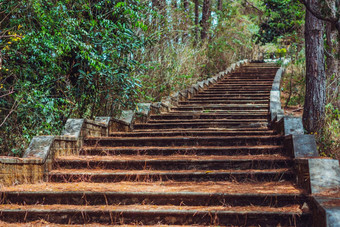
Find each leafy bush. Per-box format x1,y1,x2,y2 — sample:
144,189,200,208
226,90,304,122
1,0,150,155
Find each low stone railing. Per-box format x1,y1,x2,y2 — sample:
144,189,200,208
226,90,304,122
268,59,340,227
0,59,249,187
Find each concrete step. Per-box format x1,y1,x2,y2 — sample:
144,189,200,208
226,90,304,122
109,130,275,137
146,118,268,124
193,94,269,98
1,181,305,207
178,100,268,105
133,122,268,130
84,135,282,147
48,168,294,182
55,154,292,170
150,112,269,120
171,105,268,111
80,145,284,156
0,204,310,225
188,97,269,101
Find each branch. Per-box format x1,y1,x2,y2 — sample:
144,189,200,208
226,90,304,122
244,0,264,14
0,99,21,128
298,0,337,22
0,88,15,98
299,0,340,33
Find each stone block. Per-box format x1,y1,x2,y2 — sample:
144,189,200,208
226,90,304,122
61,119,85,138
136,103,151,117
275,116,304,136
95,117,111,127
150,102,161,114
135,103,152,124
312,197,340,227
197,81,205,89
285,134,318,158
309,159,340,194
114,110,135,126
23,136,55,163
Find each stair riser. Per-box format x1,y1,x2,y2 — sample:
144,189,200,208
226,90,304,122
0,211,310,226
133,123,268,130
109,132,275,137
49,172,294,183
146,120,268,124
55,160,292,170
80,147,284,156
193,95,269,98
189,97,269,101
178,101,268,105
171,107,269,112
150,115,269,120
1,193,306,207
203,86,272,89
200,90,271,93
84,138,281,147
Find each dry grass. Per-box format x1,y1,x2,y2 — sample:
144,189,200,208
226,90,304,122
0,204,303,214
56,154,290,162
2,181,303,195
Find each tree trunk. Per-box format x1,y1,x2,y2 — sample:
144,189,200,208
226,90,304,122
218,0,223,11
172,0,177,8
182,0,189,42
183,0,189,10
194,0,199,43
303,0,326,133
326,22,339,105
152,0,159,8
324,0,339,106
201,0,211,40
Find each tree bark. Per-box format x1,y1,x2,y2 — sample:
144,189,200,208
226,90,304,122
201,0,211,40
152,0,159,8
303,0,326,133
182,0,189,42
218,0,223,11
172,0,177,8
326,22,339,105
183,0,189,10
194,0,199,43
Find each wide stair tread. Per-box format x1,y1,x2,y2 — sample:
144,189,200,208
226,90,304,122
81,145,284,156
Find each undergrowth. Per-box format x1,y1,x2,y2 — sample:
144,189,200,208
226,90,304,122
0,0,258,156
280,48,340,159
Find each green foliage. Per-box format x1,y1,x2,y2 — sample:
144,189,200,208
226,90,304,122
255,0,304,44
318,103,340,159
0,0,263,156
1,0,150,155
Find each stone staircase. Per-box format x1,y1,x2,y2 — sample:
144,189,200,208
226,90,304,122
0,62,312,226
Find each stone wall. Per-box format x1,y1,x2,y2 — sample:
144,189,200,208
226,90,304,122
269,59,340,227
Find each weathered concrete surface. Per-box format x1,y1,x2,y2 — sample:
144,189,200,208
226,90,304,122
276,116,304,136
136,103,151,117
135,103,152,123
309,159,340,194
23,136,55,162
285,134,318,158
61,119,85,138
313,197,340,227
95,117,111,127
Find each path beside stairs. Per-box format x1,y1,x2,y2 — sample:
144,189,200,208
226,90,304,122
0,62,311,226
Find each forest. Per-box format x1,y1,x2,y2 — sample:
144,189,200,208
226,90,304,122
0,0,339,158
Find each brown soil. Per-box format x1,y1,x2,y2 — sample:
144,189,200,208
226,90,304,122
283,106,303,117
